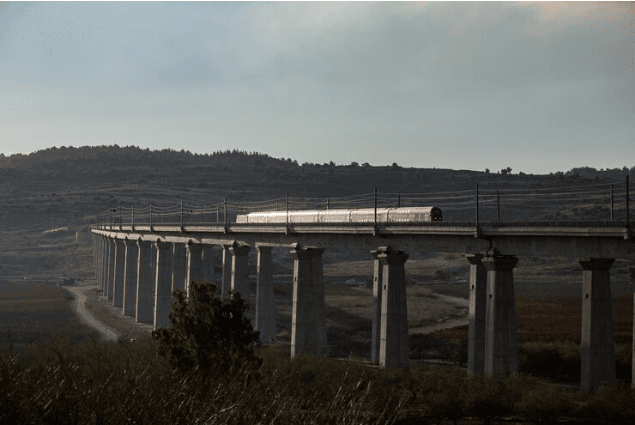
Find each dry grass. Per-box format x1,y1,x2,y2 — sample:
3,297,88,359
0,281,99,353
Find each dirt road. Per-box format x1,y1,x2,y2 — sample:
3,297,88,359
412,294,469,336
62,283,119,342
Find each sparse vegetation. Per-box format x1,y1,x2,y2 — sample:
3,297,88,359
1,145,635,422
151,281,262,375
3,333,635,424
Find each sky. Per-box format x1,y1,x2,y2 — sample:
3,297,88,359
0,1,633,174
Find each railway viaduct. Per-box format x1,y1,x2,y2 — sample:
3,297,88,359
89,219,635,395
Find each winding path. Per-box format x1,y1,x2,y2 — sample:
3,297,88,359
411,294,469,336
62,284,119,342
61,281,468,344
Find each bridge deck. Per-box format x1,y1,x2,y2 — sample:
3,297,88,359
91,221,634,260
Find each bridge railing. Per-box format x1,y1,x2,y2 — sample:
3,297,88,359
85,178,632,228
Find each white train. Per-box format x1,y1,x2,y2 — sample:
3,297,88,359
236,207,442,224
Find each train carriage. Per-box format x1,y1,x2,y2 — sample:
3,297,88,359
236,206,442,224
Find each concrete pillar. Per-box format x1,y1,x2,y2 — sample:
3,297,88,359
631,267,635,389
256,246,277,344
122,239,139,317
94,235,101,288
154,241,173,330
100,236,109,294
377,246,410,371
112,239,125,307
221,245,232,296
107,239,115,299
202,245,215,281
482,255,519,380
172,243,187,294
185,243,204,298
230,242,251,304
579,257,616,395
467,254,488,375
312,250,327,354
98,236,105,289
290,244,327,357
370,249,384,365
135,240,154,323
91,235,98,283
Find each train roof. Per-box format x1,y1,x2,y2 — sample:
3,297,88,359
239,207,440,216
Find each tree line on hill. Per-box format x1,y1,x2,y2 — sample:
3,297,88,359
0,145,633,182
0,146,293,172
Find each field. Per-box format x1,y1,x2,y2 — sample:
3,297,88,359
3,244,635,424
0,280,99,353
428,278,634,341
33,237,632,390
0,152,634,422
3,231,633,373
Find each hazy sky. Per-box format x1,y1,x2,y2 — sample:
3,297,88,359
1,1,633,173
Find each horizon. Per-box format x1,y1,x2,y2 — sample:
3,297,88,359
1,2,634,174
0,143,634,176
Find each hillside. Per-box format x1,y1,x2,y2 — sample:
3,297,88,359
1,145,633,231
0,144,634,358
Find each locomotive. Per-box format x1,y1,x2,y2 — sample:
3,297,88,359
236,206,442,224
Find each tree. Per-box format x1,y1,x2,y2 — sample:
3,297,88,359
392,162,400,170
151,281,262,376
485,168,490,174
350,161,359,167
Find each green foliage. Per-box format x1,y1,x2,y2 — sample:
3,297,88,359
151,281,262,375
418,368,467,423
518,341,582,382
582,381,635,423
5,336,635,424
460,372,513,422
514,383,575,423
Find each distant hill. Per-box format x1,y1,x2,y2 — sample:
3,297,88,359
0,145,632,230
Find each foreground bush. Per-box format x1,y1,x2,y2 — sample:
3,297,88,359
0,338,409,424
514,382,576,423
581,381,635,423
151,281,262,375
3,337,635,424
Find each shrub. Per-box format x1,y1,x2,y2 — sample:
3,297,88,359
151,280,262,376
519,343,580,382
460,373,512,423
514,383,575,423
452,339,468,366
501,372,541,408
437,340,466,364
433,269,448,281
417,368,466,424
582,381,635,423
